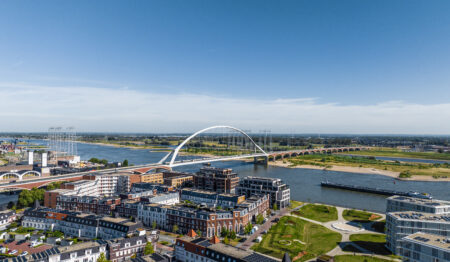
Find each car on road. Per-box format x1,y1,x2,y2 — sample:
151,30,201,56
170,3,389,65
9,250,17,255
262,230,268,234
19,251,28,256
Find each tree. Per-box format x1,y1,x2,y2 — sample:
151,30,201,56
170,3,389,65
152,221,157,229
223,236,229,245
196,230,202,237
273,203,278,211
220,226,228,237
229,231,236,240
244,223,253,235
97,253,111,262
256,214,264,225
144,241,154,255
122,159,129,167
172,224,179,233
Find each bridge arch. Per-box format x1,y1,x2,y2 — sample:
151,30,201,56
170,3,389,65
21,171,41,179
0,173,21,180
167,125,267,167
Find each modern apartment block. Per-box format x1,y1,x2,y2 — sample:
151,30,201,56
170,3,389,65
193,167,240,194
386,211,450,254
236,176,290,208
387,196,450,214
140,173,164,184
400,232,450,262
180,188,245,208
22,208,143,240
163,174,193,187
175,234,278,262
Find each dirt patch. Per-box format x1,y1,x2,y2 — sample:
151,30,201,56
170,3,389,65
369,214,381,221
293,251,308,261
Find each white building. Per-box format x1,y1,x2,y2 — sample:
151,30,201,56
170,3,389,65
0,210,16,230
137,203,169,230
236,176,290,208
386,211,450,255
387,196,450,214
401,232,450,262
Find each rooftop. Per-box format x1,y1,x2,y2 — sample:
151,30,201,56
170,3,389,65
58,241,102,253
389,211,450,223
389,195,450,207
403,232,450,250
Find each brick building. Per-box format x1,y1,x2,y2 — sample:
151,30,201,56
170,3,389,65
193,167,239,194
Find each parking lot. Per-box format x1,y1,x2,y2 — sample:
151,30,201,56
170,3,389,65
1,240,52,256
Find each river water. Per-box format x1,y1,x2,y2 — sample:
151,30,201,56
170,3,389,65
2,140,450,213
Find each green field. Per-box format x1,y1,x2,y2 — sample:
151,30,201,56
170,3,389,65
288,154,450,178
340,148,450,161
292,204,338,222
334,255,395,262
343,209,382,222
289,200,303,210
349,234,392,256
251,216,341,261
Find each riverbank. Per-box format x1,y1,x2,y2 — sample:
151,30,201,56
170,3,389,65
77,141,172,151
269,160,450,181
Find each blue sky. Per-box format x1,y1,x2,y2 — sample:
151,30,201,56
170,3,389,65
1,1,450,133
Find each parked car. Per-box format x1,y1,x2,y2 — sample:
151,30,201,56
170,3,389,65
19,251,28,256
9,250,17,255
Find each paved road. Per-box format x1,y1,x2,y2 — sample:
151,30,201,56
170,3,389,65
238,204,306,250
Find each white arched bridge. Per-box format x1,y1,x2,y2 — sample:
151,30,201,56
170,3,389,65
0,125,369,189
158,125,369,168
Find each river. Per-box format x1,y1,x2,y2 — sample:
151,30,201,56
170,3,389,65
2,140,450,213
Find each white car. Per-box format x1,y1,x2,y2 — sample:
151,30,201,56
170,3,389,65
20,251,28,256
9,250,18,255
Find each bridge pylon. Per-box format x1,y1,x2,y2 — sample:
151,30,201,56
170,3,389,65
253,156,268,166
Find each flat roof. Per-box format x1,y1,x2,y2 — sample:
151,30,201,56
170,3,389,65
403,232,450,250
389,211,450,223
58,241,101,253
388,195,450,207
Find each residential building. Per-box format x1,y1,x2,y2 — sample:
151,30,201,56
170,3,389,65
387,196,450,214
0,241,108,262
22,208,143,240
137,203,170,230
180,188,245,208
193,167,239,194
237,194,270,222
166,205,249,237
164,174,193,187
0,210,16,230
106,235,147,262
386,211,450,254
56,195,120,215
131,254,170,262
400,232,450,262
131,183,174,193
236,176,290,208
175,234,278,262
140,173,164,184
117,192,179,218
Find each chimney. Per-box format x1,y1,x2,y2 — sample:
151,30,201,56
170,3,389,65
28,151,34,165
42,152,48,167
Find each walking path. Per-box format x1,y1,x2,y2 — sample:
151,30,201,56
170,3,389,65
251,203,400,262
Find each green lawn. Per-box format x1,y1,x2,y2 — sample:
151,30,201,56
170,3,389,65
289,200,303,210
251,216,341,261
292,204,338,222
334,255,394,262
350,234,392,256
343,209,381,222
339,147,450,161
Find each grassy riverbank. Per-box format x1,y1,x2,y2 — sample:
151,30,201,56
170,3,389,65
287,154,450,179
339,147,450,161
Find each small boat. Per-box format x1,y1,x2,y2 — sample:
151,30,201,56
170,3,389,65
407,191,433,199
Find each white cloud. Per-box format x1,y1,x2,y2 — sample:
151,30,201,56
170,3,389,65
0,83,449,134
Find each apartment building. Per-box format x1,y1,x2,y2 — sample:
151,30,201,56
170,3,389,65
131,183,174,193
117,192,180,218
56,195,120,215
387,196,450,214
237,194,270,222
106,235,147,262
401,232,450,262
166,205,249,237
164,174,193,187
0,241,108,262
175,235,278,262
137,203,170,230
386,211,450,254
236,176,290,208
140,173,164,184
0,210,16,230
180,188,245,208
193,167,239,194
22,208,142,240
